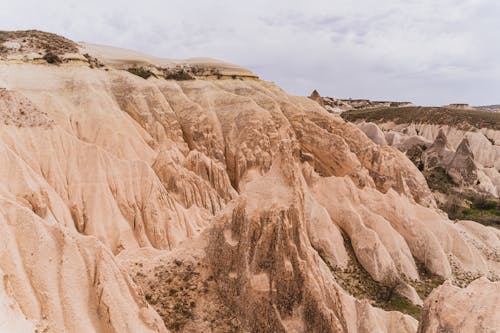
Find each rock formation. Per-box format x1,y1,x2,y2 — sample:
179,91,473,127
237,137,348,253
308,89,324,107
340,105,500,227
418,278,500,333
308,90,413,113
0,30,499,332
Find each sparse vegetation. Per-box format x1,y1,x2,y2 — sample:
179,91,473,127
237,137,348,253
459,195,500,227
419,165,500,227
134,261,197,331
423,167,456,192
439,191,500,227
209,68,222,79
318,234,434,319
164,69,195,80
342,106,500,130
462,207,500,217
0,30,78,56
127,67,157,79
83,53,105,69
384,294,422,319
342,105,499,227
413,262,445,299
131,258,246,332
472,195,498,210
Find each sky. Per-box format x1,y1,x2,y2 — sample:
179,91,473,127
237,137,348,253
1,0,499,106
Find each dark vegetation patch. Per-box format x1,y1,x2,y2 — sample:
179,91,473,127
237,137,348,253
125,65,236,81
341,106,500,130
318,233,444,319
160,66,225,80
127,67,157,79
42,52,62,64
164,68,195,80
417,161,500,228
413,262,445,300
443,192,500,228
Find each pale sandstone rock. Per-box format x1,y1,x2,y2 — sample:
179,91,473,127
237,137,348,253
0,268,35,333
0,39,498,333
357,121,388,146
418,278,500,333
0,197,168,333
358,122,500,196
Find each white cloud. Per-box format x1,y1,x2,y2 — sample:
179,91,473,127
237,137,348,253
1,0,499,105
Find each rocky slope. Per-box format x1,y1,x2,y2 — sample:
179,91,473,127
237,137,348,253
1,30,499,333
308,90,413,113
341,107,500,228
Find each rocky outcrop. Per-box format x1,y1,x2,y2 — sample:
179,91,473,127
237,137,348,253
308,90,413,113
0,31,499,332
353,121,499,198
208,158,418,333
447,138,478,186
0,196,167,333
356,122,388,146
422,129,453,169
308,89,324,107
352,121,499,227
418,278,500,333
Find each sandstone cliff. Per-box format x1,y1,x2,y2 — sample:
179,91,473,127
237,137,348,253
1,30,499,333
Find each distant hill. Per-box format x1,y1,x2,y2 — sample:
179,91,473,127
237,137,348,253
342,106,500,131
476,105,500,112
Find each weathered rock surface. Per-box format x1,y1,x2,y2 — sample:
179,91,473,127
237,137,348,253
0,32,499,332
353,121,500,197
354,121,500,230
418,278,500,333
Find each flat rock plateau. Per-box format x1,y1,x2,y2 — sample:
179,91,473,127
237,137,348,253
0,30,499,333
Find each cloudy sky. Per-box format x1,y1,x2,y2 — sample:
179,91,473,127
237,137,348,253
1,0,499,105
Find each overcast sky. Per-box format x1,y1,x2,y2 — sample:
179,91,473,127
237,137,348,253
1,0,499,105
